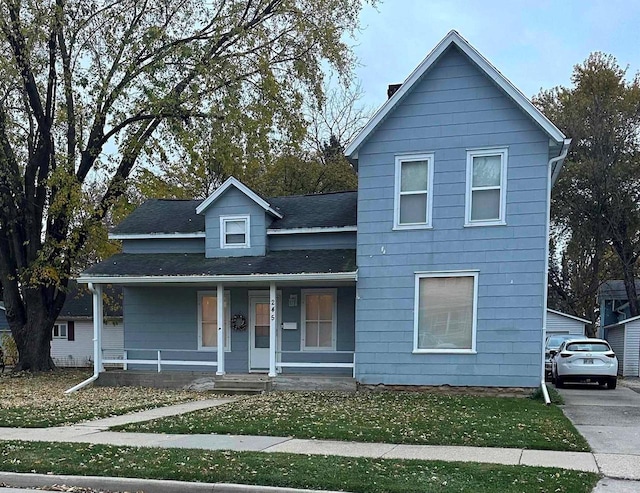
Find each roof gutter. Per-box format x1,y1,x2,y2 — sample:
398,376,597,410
76,271,358,284
550,138,572,186
65,282,101,394
540,139,571,406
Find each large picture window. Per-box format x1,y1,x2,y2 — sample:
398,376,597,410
414,272,478,353
198,291,231,351
465,148,507,226
301,289,337,350
394,153,434,229
220,215,250,248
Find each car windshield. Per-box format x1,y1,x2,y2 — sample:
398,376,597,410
565,342,611,352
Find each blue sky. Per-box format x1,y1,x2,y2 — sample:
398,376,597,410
352,0,640,110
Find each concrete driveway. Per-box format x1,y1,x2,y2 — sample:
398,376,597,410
558,380,640,487
558,381,640,455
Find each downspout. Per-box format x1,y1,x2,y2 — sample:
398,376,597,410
541,138,572,405
65,282,100,394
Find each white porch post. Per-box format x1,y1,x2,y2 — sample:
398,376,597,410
216,283,225,375
269,282,277,377
92,283,104,374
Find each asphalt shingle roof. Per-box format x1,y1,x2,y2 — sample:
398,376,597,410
60,281,123,318
83,250,356,278
111,190,357,235
598,280,640,300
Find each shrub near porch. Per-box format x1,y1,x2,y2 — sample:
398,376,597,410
116,391,589,451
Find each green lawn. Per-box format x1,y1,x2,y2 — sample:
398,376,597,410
0,370,207,427
115,391,589,451
0,440,599,493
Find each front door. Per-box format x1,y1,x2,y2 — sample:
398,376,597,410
249,297,272,371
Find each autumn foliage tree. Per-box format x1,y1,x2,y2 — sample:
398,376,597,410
0,0,370,371
535,53,640,325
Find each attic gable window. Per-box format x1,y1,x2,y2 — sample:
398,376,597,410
220,215,250,248
465,148,508,226
394,153,435,229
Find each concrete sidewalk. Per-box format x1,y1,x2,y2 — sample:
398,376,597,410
0,398,639,491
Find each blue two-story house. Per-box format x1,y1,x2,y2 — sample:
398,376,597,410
78,31,570,390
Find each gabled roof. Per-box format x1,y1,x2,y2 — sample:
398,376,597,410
195,176,282,218
110,191,357,237
345,30,566,159
547,308,590,325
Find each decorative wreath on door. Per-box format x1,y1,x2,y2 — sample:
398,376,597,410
231,314,247,331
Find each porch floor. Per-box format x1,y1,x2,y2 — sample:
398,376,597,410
96,370,356,392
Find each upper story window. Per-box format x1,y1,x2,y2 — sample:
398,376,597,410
220,215,250,248
465,148,508,226
394,153,435,229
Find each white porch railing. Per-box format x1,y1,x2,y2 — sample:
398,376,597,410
102,349,355,376
102,349,218,373
277,350,355,378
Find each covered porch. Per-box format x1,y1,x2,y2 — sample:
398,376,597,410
77,250,357,381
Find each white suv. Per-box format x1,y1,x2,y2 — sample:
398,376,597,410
551,339,618,389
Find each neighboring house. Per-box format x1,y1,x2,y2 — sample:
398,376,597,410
545,309,588,338
52,282,124,367
599,280,640,377
78,31,570,389
0,283,124,367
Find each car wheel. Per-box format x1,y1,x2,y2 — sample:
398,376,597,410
608,377,617,390
555,376,564,388
550,371,556,384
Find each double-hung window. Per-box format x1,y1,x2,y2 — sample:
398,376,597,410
465,148,507,226
414,272,478,353
301,289,337,351
220,215,250,248
198,291,231,351
394,153,434,229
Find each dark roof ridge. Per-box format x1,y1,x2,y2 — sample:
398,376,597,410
267,189,357,200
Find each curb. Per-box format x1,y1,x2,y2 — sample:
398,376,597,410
0,472,346,493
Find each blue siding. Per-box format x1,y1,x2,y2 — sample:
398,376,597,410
355,45,548,388
203,187,267,257
269,232,356,251
123,238,205,254
123,285,354,373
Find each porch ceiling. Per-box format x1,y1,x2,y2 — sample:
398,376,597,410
78,249,356,284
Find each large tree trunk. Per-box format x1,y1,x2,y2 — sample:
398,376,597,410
4,287,63,372
621,264,639,317
11,318,55,372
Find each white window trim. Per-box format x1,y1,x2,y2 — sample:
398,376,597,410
220,215,250,249
393,153,435,230
300,288,338,351
53,322,68,339
197,290,231,352
465,148,508,227
413,271,478,354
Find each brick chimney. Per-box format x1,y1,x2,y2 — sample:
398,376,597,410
387,83,402,99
